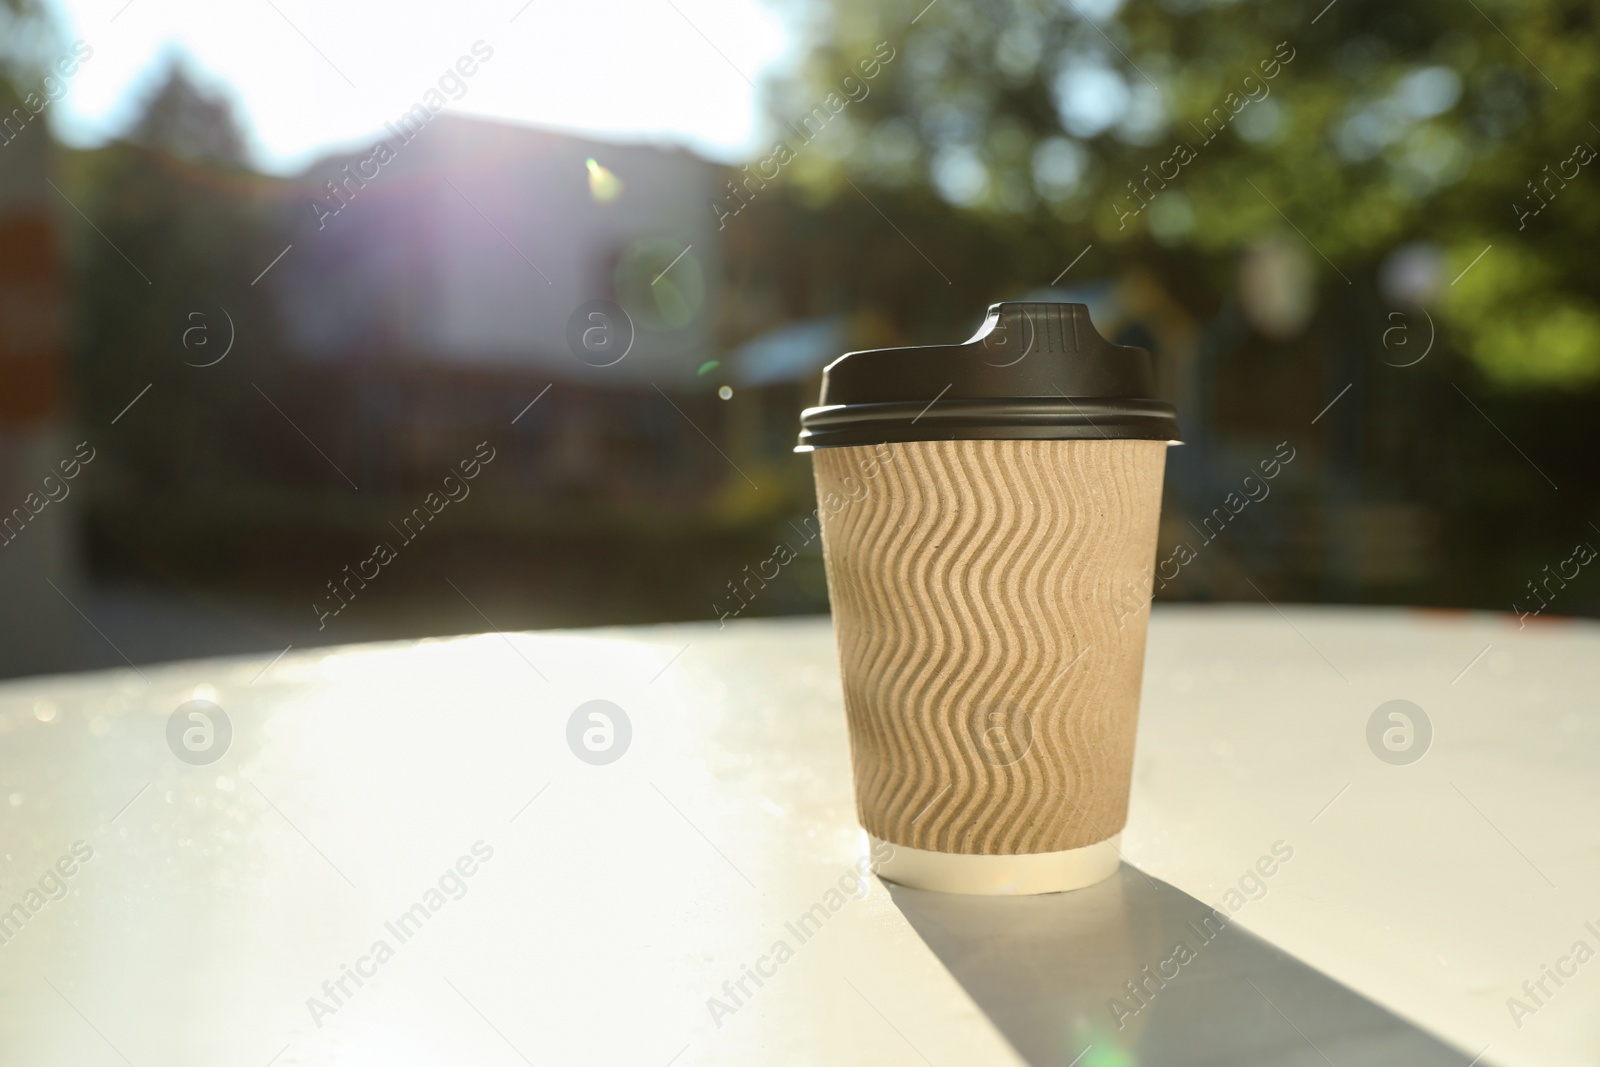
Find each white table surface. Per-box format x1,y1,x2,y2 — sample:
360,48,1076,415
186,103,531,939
0,605,1594,1066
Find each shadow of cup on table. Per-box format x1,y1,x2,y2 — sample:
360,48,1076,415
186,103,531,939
886,865,1472,1067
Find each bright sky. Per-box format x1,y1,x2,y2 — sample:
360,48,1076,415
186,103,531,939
44,0,796,174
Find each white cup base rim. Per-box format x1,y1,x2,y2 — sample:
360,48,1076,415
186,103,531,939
870,833,1122,896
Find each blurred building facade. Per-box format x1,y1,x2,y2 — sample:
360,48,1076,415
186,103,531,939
0,80,86,676
273,116,739,511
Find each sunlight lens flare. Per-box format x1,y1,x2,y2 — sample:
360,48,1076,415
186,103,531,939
586,157,623,202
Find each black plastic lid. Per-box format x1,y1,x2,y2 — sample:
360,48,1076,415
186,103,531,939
796,301,1180,450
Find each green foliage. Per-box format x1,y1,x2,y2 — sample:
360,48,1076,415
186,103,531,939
1444,239,1600,385
64,65,291,499
776,0,1600,387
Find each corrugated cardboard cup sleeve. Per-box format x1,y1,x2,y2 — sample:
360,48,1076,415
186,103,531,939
812,438,1166,855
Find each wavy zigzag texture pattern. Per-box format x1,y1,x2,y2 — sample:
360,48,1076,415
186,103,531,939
813,439,1166,855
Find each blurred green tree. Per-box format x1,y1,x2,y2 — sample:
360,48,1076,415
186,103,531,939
129,64,249,168
771,0,1600,387
65,61,293,525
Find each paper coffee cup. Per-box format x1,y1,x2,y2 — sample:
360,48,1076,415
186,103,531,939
797,302,1180,895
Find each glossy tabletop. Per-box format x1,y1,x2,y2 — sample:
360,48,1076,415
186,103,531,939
0,606,1595,1066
